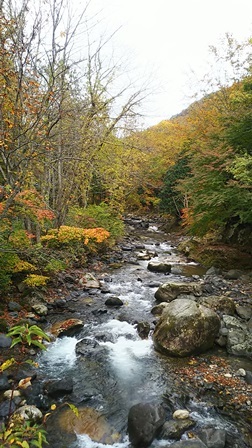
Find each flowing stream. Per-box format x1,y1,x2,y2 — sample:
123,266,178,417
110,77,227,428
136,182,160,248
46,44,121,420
38,224,251,448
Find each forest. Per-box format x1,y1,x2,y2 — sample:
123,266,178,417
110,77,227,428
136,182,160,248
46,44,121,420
1,0,252,294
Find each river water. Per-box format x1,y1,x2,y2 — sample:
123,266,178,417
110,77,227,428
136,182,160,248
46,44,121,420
38,224,251,448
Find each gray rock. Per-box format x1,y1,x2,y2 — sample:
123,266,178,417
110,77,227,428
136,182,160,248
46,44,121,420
147,261,172,273
8,301,21,311
151,302,169,316
199,295,236,316
169,441,207,448
153,299,220,357
177,294,197,301
0,373,10,391
227,329,252,357
155,282,202,303
45,378,73,397
197,428,226,448
32,303,48,316
205,267,222,275
222,315,247,331
0,334,12,348
0,400,16,418
105,296,123,307
14,404,43,422
235,305,252,320
128,402,166,447
245,370,252,384
224,269,242,279
159,418,196,440
136,321,151,339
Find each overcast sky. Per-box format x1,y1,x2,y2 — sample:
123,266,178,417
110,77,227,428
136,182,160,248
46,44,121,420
85,0,252,128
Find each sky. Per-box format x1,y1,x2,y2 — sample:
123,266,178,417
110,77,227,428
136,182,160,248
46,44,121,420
81,0,252,128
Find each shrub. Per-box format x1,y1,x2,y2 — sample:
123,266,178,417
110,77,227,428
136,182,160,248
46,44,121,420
41,225,110,252
23,274,49,288
66,203,125,241
45,259,68,273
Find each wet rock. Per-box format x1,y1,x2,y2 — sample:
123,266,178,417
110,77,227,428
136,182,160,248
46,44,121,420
196,428,226,448
50,318,83,337
0,400,16,418
0,373,10,391
136,321,151,339
147,261,172,273
121,245,133,251
137,251,153,260
75,338,99,356
128,402,166,447
0,334,12,348
169,441,207,448
57,406,119,443
22,383,50,410
154,282,202,303
45,377,74,397
159,418,196,440
153,299,220,357
105,296,123,307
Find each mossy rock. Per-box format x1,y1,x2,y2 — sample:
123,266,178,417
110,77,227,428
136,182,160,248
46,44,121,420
177,238,252,269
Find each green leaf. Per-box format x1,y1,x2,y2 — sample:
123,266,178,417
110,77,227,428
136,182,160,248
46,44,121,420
67,403,79,417
10,336,22,348
30,340,47,350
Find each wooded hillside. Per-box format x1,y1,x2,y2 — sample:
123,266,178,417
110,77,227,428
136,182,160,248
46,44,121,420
1,1,252,293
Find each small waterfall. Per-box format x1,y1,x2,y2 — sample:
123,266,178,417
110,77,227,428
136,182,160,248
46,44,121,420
38,336,78,377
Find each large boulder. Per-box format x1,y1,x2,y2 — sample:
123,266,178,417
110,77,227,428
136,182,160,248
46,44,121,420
154,282,202,303
147,261,171,273
128,402,166,447
153,299,220,357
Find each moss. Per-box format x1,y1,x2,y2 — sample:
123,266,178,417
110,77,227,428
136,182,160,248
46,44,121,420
177,237,252,269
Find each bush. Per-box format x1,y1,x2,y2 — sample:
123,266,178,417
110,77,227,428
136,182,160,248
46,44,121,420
66,203,125,241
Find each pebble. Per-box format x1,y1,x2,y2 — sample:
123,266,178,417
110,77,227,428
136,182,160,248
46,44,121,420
173,409,190,420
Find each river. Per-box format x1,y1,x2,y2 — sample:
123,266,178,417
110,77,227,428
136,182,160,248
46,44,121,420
37,221,252,448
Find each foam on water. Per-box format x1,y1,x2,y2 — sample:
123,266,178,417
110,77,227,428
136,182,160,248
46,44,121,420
38,336,78,376
99,319,152,379
99,319,137,338
77,434,129,448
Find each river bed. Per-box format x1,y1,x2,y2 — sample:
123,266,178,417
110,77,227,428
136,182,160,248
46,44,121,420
38,223,252,448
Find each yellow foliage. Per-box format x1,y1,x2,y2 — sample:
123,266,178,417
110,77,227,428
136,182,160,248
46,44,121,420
23,274,49,287
13,260,36,273
41,226,110,247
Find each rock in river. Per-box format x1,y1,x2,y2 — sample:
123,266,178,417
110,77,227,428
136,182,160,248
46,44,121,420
154,281,202,302
128,402,166,447
153,299,220,357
